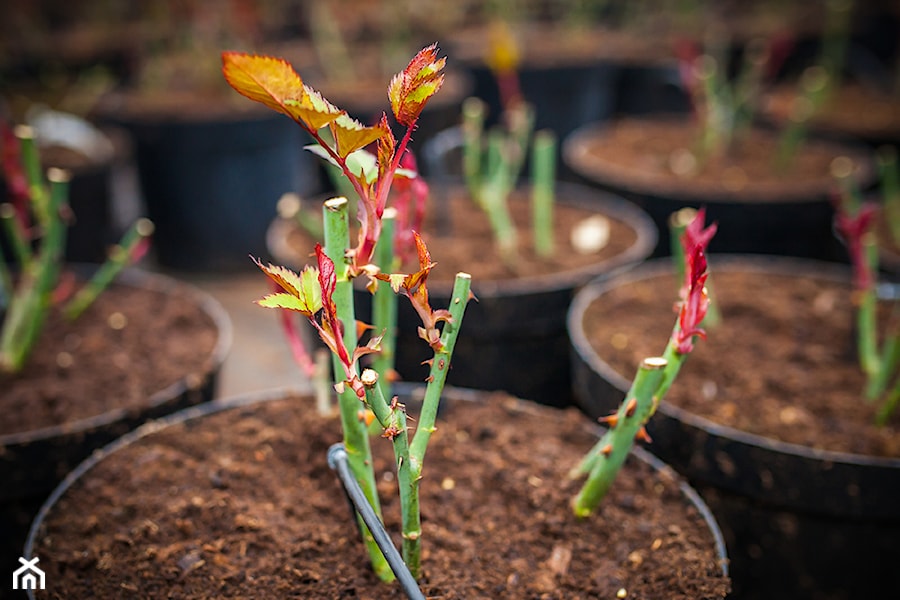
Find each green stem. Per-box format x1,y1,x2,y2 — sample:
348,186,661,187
0,170,68,374
868,300,899,400
462,97,485,201
372,208,398,391
858,255,880,393
481,130,519,265
360,369,418,577
531,129,556,258
571,356,668,517
0,203,33,269
322,197,392,582
406,273,472,575
62,218,154,321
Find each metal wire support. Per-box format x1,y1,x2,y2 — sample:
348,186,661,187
327,443,426,600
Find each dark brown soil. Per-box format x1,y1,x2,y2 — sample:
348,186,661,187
32,392,730,599
764,82,900,141
580,265,900,458
565,117,873,201
284,186,640,285
0,272,222,436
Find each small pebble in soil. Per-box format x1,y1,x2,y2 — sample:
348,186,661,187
107,311,128,330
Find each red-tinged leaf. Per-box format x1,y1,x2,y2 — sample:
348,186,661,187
330,112,390,159
254,259,322,316
376,113,396,183
292,84,344,130
835,201,878,290
673,208,717,354
314,244,351,366
256,292,319,316
254,257,304,296
221,52,343,131
388,44,446,127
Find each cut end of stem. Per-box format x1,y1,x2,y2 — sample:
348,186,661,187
383,206,398,220
324,196,349,211
13,124,34,140
642,356,668,370
456,272,472,280
361,368,379,387
669,207,699,229
135,218,155,237
47,167,71,183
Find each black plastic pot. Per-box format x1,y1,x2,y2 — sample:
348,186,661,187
96,102,320,272
567,256,900,600
563,118,876,261
0,266,232,580
267,181,657,407
23,384,728,599
0,128,130,264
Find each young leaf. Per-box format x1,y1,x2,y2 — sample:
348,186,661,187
673,208,717,354
330,113,391,159
222,52,343,131
388,44,446,127
254,259,322,316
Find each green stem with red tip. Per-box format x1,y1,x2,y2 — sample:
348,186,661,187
322,197,392,582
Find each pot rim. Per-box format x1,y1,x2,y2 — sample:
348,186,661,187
24,382,729,590
0,265,233,446
266,179,659,299
568,253,900,469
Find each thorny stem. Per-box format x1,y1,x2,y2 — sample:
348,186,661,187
405,272,472,578
359,369,417,574
371,208,399,391
571,357,668,517
322,198,392,582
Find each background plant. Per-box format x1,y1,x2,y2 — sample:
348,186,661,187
570,209,717,515
0,122,153,374
223,45,474,583
458,24,557,268
832,154,899,424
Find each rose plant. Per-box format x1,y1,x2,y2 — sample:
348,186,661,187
222,45,720,591
0,122,153,374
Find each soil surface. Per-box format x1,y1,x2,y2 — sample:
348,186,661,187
0,272,221,436
763,82,900,142
564,117,873,201
580,265,900,458
32,392,730,599
284,186,641,285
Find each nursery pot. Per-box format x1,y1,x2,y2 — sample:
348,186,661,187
24,384,729,598
563,116,876,261
567,255,900,600
93,95,319,272
267,181,658,407
0,127,130,264
0,265,232,577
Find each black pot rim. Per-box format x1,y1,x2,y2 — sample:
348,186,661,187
562,117,876,203
0,266,233,446
24,382,729,591
568,253,900,469
266,180,658,299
